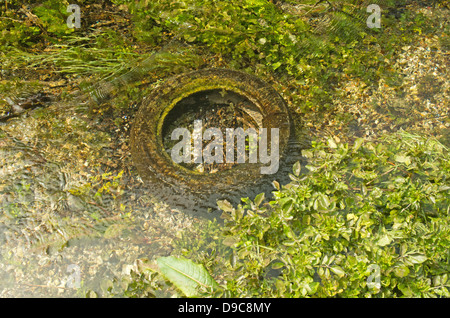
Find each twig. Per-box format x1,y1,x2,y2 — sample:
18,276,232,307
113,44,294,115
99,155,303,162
0,16,24,23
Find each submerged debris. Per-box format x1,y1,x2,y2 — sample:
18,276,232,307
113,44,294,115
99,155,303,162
0,0,448,298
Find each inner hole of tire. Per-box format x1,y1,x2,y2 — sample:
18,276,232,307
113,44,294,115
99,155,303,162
162,89,261,174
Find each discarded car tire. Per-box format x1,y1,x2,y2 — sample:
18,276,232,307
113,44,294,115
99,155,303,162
130,68,291,216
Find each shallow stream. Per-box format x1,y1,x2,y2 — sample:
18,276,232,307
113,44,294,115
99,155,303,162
0,72,306,297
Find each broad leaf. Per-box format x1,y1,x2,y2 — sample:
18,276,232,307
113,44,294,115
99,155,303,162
217,199,234,212
254,192,265,207
353,138,364,152
330,266,345,278
406,253,428,265
394,265,410,278
394,154,411,165
157,256,219,297
376,233,392,247
327,137,337,149
293,161,301,176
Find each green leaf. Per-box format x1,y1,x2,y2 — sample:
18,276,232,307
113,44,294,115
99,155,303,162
353,138,364,152
327,137,337,149
406,253,427,264
254,193,265,207
272,180,280,190
398,283,413,297
157,256,219,297
394,154,411,165
217,200,234,212
281,198,294,213
272,61,282,70
272,262,285,269
442,274,448,285
330,266,345,278
318,194,330,210
376,233,392,247
293,161,301,176
394,265,410,278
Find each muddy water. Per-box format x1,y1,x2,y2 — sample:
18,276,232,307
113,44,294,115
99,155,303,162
0,79,307,297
